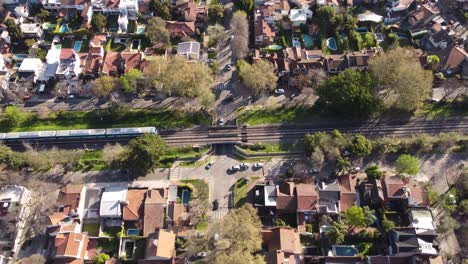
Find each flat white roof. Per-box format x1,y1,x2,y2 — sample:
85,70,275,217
99,186,128,217
264,185,276,206
0,185,27,203
18,58,43,72
410,208,435,230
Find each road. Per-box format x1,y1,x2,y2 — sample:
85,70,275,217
3,117,467,148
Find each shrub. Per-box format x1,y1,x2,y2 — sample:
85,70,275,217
349,134,373,157
395,154,420,175
365,164,383,179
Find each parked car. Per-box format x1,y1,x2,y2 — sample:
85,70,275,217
208,47,216,52
212,199,219,211
253,163,264,169
230,165,240,172
23,95,31,101
240,163,249,170
205,161,215,170
218,117,224,126
275,89,285,95
225,64,232,71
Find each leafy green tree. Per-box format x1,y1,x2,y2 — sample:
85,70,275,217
460,199,468,213
94,253,110,264
234,0,253,12
438,215,460,232
207,24,225,47
363,32,376,48
107,100,130,121
369,47,433,111
209,0,224,22
365,164,383,179
387,33,399,47
5,19,22,40
336,156,351,174
93,76,116,97
427,55,440,70
146,17,170,45
36,9,50,22
381,217,395,232
91,13,107,32
239,60,278,95
349,31,363,50
349,134,373,156
150,0,172,20
324,222,347,244
395,154,420,175
25,39,36,48
316,69,382,117
343,206,376,228
126,134,166,175
36,48,47,60
120,69,142,93
4,106,30,128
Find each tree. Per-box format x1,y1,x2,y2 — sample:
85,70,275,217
365,164,383,179
5,18,22,40
336,156,351,174
150,0,171,20
24,39,36,48
234,0,253,12
291,69,327,91
349,134,373,156
238,60,278,94
146,17,170,45
91,13,106,32
395,154,420,175
316,69,382,117
102,143,127,168
107,100,130,121
120,69,142,93
369,47,433,111
209,0,224,22
381,217,395,232
386,33,399,47
324,222,347,244
363,32,376,48
4,106,30,128
93,76,116,97
343,206,376,228
460,199,468,213
36,9,50,22
427,55,440,70
187,204,264,264
438,215,460,232
15,254,46,264
125,134,166,175
145,56,215,107
94,253,110,264
207,24,225,47
304,131,348,165
36,48,47,60
230,11,249,59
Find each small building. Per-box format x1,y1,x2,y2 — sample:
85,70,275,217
254,18,276,47
144,230,176,261
176,41,200,60
18,58,44,81
102,51,143,76
80,187,102,220
295,183,318,233
56,48,82,79
165,21,196,38
100,186,128,219
143,188,167,237
55,184,83,215
262,227,303,264
389,228,438,255
288,5,313,27
20,23,43,39
123,189,147,236
54,232,89,261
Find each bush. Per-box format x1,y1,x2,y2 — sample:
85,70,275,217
365,164,383,179
395,154,420,175
349,134,373,157
275,219,287,227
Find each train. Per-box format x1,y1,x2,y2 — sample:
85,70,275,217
0,127,157,141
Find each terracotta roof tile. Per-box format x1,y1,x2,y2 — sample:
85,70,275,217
296,184,318,211
60,48,75,60
123,189,146,221
340,192,356,212
55,232,89,259
266,227,301,253
144,189,166,237
146,230,176,259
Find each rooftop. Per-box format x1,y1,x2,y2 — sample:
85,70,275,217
99,186,128,218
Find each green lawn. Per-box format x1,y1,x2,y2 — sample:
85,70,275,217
238,106,318,125
415,102,468,118
82,223,100,236
180,159,210,167
233,177,259,207
0,109,211,132
239,142,303,154
75,150,108,171
180,179,209,202
101,226,122,238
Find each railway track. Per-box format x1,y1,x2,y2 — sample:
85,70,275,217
3,117,468,148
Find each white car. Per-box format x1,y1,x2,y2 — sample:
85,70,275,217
240,163,249,170
253,163,264,168
275,89,285,95
218,117,224,126
205,161,215,170
230,165,241,172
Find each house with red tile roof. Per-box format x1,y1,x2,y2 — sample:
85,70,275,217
276,182,297,215
295,183,318,233
83,46,104,77
123,189,147,236
254,18,276,47
165,21,196,38
54,232,89,263
56,48,82,79
262,227,303,264
338,174,360,213
144,189,167,237
144,230,176,261
175,0,207,22
381,176,429,206
102,51,143,76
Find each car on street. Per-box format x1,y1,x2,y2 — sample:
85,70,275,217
205,161,215,170
218,117,224,126
212,199,219,211
208,47,216,52
275,89,285,95
253,163,264,169
240,163,249,170
230,165,240,172
224,64,232,71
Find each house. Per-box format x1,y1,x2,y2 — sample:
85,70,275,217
143,188,166,237
426,29,453,50
175,0,207,22
100,186,128,219
408,4,440,28
55,184,83,216
20,23,43,38
438,45,468,75
253,50,289,78
119,0,138,19
254,183,277,225
254,18,276,47
295,184,318,233
317,180,340,214
262,227,303,264
337,174,359,213
80,187,102,220
381,176,429,207
276,182,297,216
288,5,312,27
54,232,89,262
286,47,324,75
138,0,153,19
165,21,195,38
14,5,29,19
102,51,143,76
83,46,104,77
123,189,147,235
389,228,438,255
166,203,189,234
325,54,348,73
56,48,82,79
0,185,30,263
356,178,384,208
144,230,176,261
407,207,435,230
176,41,200,60
388,0,414,12
18,58,44,81
255,0,290,27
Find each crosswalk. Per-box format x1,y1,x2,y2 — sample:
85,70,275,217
210,208,229,222
214,82,238,91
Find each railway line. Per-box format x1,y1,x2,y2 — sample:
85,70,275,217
3,117,468,148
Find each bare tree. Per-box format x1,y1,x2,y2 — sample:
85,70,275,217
291,69,327,91
15,254,46,264
36,106,50,120
230,11,249,59
102,143,127,168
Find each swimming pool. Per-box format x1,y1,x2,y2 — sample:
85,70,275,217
136,25,146,34
302,34,314,48
265,44,283,50
292,37,301,48
333,245,358,256
60,24,70,33
181,189,191,204
326,38,337,51
73,40,83,52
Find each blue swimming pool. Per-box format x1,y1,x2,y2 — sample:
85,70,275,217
333,246,358,256
292,37,301,48
181,189,191,205
302,34,314,48
266,44,283,50
326,38,337,51
60,24,70,33
73,40,83,52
